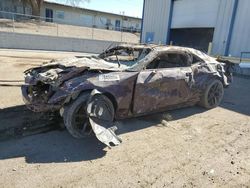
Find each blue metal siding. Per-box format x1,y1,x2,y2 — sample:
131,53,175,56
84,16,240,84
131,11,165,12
145,32,155,43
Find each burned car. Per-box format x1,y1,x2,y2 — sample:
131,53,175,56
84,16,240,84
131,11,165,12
22,44,233,147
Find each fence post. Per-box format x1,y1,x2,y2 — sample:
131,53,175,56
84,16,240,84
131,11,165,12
92,16,95,40
120,27,123,42
57,23,59,37
92,26,94,40
12,13,15,32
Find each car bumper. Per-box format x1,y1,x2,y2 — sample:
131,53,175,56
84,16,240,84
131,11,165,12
21,85,61,112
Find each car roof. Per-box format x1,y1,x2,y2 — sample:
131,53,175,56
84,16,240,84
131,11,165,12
116,43,215,62
118,43,197,52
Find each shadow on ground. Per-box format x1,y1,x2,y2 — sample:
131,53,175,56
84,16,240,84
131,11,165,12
220,76,250,116
0,76,249,163
0,104,206,163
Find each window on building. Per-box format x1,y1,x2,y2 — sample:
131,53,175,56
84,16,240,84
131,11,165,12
16,6,23,14
106,19,111,25
4,7,10,12
25,7,32,15
56,10,64,19
80,14,93,26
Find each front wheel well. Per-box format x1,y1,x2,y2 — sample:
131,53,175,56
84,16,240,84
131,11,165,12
102,92,118,112
64,90,118,112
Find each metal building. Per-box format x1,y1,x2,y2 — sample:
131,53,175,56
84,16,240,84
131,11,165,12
141,0,250,57
0,0,141,32
41,1,141,31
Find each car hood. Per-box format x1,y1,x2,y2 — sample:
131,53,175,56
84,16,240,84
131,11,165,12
24,56,126,87
46,56,124,70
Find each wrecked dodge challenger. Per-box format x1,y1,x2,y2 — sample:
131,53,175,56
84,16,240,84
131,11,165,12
22,44,233,147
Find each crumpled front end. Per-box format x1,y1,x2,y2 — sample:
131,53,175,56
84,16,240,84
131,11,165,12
21,83,62,112
87,90,122,147
21,55,124,113
21,58,90,112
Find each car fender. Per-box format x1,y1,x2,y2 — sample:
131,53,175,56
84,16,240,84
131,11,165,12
48,72,138,118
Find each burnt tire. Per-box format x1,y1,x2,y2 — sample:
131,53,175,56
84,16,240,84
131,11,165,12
63,93,93,138
199,79,224,109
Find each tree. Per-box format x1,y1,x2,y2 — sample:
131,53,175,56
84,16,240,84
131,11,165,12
29,0,43,17
19,0,28,14
66,0,90,7
19,0,43,17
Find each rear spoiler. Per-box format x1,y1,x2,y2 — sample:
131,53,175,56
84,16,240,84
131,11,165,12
216,57,236,83
216,56,235,67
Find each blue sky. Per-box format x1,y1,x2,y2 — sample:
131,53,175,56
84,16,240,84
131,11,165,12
46,0,144,18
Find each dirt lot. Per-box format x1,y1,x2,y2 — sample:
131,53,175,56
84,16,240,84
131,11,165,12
0,49,249,188
0,19,140,43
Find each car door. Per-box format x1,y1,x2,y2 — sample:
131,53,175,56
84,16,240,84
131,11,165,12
132,51,194,114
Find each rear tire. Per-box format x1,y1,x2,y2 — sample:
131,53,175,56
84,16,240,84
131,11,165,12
199,79,224,109
63,93,93,138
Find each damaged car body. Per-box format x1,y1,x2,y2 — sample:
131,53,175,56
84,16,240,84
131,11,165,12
21,44,234,147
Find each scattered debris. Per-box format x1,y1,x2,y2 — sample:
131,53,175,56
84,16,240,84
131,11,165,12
162,113,173,121
87,90,122,147
209,169,215,174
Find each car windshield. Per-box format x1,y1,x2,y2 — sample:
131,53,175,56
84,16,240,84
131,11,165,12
98,46,151,70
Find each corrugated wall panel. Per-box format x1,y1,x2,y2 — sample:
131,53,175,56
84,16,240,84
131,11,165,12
229,0,250,57
141,0,250,57
141,0,171,44
171,0,219,28
212,0,235,56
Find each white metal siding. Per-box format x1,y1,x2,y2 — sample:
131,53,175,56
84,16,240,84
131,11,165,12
142,0,250,56
141,0,172,44
212,0,235,55
229,0,250,57
171,0,220,28
80,14,93,27
41,3,141,30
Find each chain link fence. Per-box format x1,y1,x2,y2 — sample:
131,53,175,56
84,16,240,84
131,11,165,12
0,10,141,43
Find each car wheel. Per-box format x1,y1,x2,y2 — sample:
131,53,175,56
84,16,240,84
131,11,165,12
199,79,224,109
63,93,93,138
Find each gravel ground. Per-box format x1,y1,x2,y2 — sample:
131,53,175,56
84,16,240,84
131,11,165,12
0,49,249,188
0,19,140,43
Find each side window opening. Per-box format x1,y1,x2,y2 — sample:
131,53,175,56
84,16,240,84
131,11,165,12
146,52,189,69
192,54,203,64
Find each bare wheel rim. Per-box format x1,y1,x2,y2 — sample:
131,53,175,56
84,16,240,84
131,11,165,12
72,104,92,136
207,82,223,107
